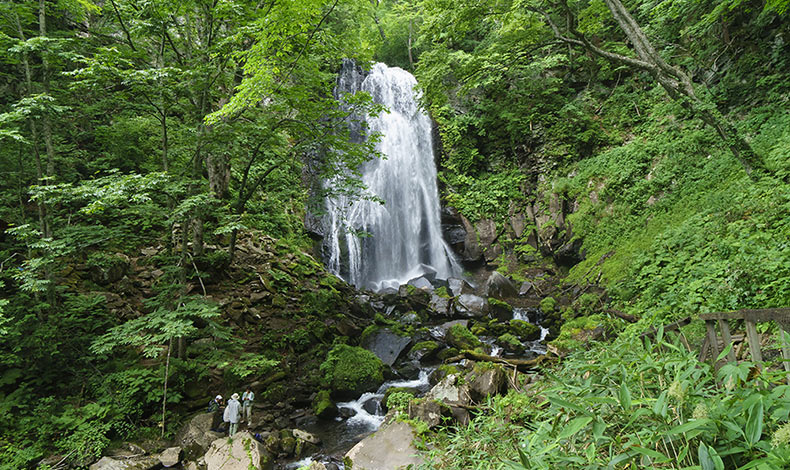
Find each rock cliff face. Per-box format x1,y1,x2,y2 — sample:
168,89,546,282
438,183,584,271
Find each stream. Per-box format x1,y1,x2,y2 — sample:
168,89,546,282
279,307,548,470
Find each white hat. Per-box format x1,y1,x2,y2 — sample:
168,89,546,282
231,393,240,400
216,395,222,400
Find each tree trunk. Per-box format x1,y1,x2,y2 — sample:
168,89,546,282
39,0,57,200
161,339,172,438
206,153,230,199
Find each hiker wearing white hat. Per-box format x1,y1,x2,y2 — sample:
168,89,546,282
224,393,242,436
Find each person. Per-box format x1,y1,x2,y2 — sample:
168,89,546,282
208,395,225,432
207,395,223,413
241,387,255,425
223,393,241,436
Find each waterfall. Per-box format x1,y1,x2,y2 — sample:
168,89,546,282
324,61,461,291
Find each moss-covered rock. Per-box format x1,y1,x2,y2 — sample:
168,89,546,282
446,324,482,350
436,347,459,361
509,319,540,341
539,296,557,314
312,389,337,419
497,333,523,353
319,344,385,399
488,297,513,320
407,341,439,362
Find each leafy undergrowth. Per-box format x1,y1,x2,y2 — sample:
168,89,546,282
419,332,790,470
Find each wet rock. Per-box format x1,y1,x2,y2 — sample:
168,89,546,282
429,293,451,316
204,432,273,470
448,277,474,297
488,299,513,321
407,340,439,362
454,294,489,318
407,276,434,291
280,436,296,455
361,328,412,367
312,390,337,420
344,420,424,470
158,447,181,468
483,272,518,299
429,320,468,341
89,456,160,470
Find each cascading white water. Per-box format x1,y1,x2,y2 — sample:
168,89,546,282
324,62,461,291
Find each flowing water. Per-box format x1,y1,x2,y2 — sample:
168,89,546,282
323,61,461,291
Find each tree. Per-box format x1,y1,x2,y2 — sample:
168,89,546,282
530,0,769,178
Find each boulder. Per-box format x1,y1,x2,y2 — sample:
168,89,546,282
407,276,434,291
293,429,321,445
175,413,223,461
447,278,475,297
509,319,541,341
407,399,450,429
428,320,468,341
158,447,181,468
429,293,451,316
312,390,337,419
89,456,159,470
467,364,507,402
445,324,482,351
204,432,273,470
361,328,412,367
454,294,489,318
322,344,385,399
483,272,518,299
344,420,424,470
407,340,439,362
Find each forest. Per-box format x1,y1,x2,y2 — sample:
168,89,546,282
1,0,789,469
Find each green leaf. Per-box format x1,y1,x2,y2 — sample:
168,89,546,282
556,416,593,440
665,419,712,436
716,343,733,362
698,443,724,470
618,381,632,411
745,400,764,446
631,446,670,463
549,396,591,415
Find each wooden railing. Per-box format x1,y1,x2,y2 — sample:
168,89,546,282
700,309,790,375
641,308,790,381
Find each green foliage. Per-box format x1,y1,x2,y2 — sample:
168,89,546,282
424,336,790,469
224,354,278,381
386,391,415,414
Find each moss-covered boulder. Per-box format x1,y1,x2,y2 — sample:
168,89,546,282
497,333,523,354
509,319,540,341
320,344,385,399
407,340,440,362
539,296,557,314
488,297,513,321
445,324,482,350
312,390,337,419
